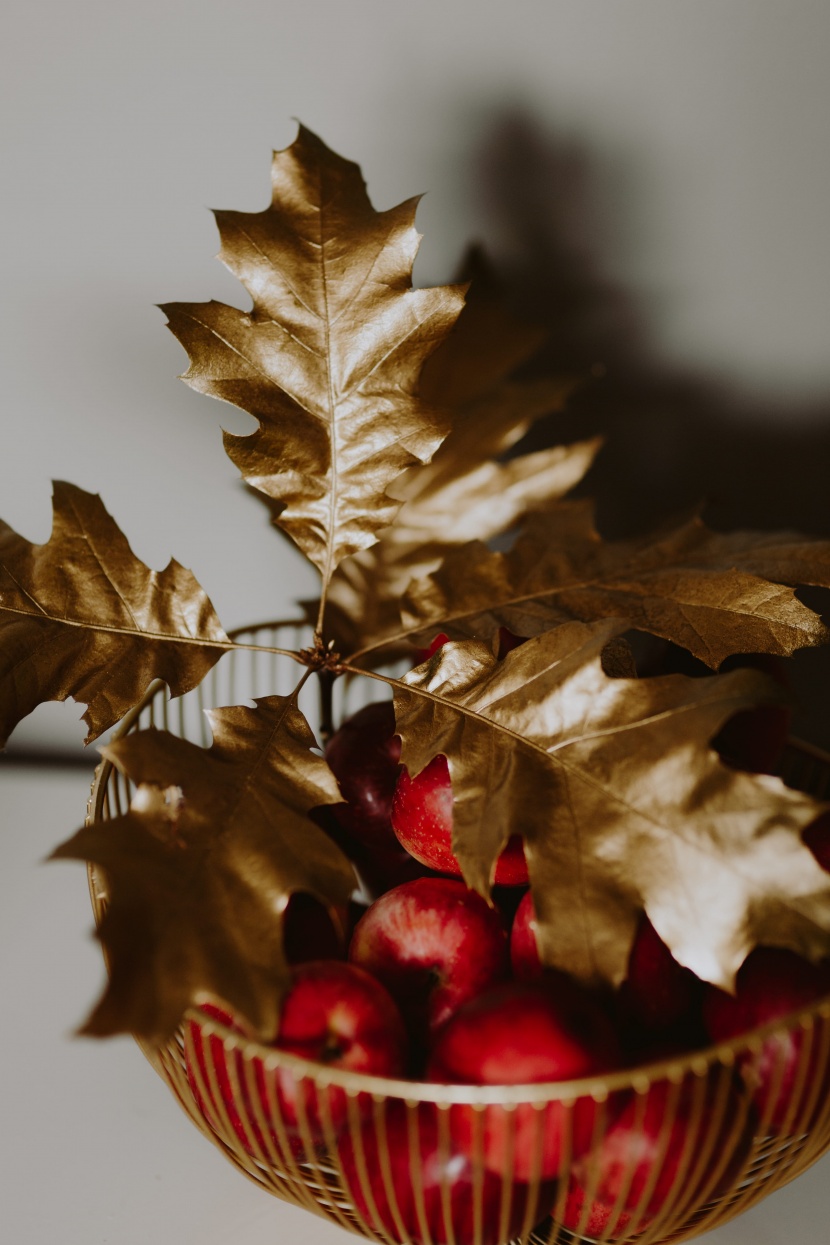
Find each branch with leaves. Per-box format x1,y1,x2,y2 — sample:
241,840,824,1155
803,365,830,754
4,128,830,1045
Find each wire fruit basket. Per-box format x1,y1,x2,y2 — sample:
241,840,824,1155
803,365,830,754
86,622,830,1245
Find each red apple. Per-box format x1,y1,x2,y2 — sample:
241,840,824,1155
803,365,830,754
324,700,402,854
804,810,830,873
337,1100,556,1245
348,877,510,1046
496,626,526,659
703,946,830,1133
713,653,791,774
392,754,529,886
282,891,346,965
186,961,408,1158
616,914,705,1056
510,889,543,981
323,699,430,893
411,631,450,665
427,980,621,1181
561,1076,756,1237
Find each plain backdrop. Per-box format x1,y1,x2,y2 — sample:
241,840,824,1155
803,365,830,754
3,4,830,1241
3,0,830,754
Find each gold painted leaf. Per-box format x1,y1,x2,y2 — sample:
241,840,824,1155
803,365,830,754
162,126,465,588
52,696,355,1044
402,499,830,667
0,481,229,746
320,255,597,657
392,623,830,990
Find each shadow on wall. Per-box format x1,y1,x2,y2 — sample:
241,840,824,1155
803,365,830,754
468,109,830,747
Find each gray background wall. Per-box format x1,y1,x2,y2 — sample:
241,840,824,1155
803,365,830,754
3,1,830,754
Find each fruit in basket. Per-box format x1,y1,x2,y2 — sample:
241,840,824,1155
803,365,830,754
322,699,431,894
324,701,402,853
392,754,529,885
427,979,622,1180
282,892,347,964
703,946,830,1132
804,810,830,873
348,876,510,1046
560,1076,756,1236
615,914,706,1056
712,654,792,774
186,961,408,1156
509,889,543,981
512,896,706,1053
337,1100,556,1245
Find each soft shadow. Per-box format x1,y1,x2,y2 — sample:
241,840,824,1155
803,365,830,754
469,109,830,747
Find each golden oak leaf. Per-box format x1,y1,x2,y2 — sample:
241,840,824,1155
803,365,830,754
391,623,830,991
162,126,465,589
52,696,355,1044
0,481,229,746
322,434,600,658
401,499,830,667
318,254,596,656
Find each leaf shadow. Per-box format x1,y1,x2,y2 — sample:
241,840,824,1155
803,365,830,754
468,108,830,748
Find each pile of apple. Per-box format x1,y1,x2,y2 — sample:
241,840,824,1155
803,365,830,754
185,689,830,1245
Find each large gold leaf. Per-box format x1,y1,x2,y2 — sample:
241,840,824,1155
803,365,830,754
402,500,830,667
162,126,465,589
320,256,597,656
0,481,229,746
391,624,830,990
52,696,355,1044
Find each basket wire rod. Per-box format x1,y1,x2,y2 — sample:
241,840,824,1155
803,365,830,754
652,1069,722,1237
516,1102,547,1244
407,1098,437,1245
470,1104,486,1245
778,1017,817,1143
256,1053,326,1215
649,1063,734,1243
718,1068,798,1223
496,1106,518,1245
313,1082,364,1236
544,1101,577,1245
347,1090,391,1245
687,1065,757,1236
229,1035,276,1176
372,1094,410,1245
434,1101,458,1245
200,1029,257,1175
292,1072,352,1233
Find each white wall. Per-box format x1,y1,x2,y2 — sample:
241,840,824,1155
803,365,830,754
3,0,830,752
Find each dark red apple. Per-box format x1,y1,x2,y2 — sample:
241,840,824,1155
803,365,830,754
616,914,705,1056
496,626,526,659
282,891,346,965
561,1076,756,1237
411,631,450,665
323,699,430,892
186,961,408,1158
804,810,830,873
510,889,543,981
713,653,792,774
337,1100,556,1245
427,980,621,1181
703,946,830,1133
392,754,529,886
324,700,402,853
348,877,509,1046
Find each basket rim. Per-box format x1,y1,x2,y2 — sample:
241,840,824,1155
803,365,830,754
86,620,830,1107
174,988,830,1105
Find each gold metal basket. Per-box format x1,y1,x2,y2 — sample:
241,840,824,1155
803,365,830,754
86,622,830,1245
